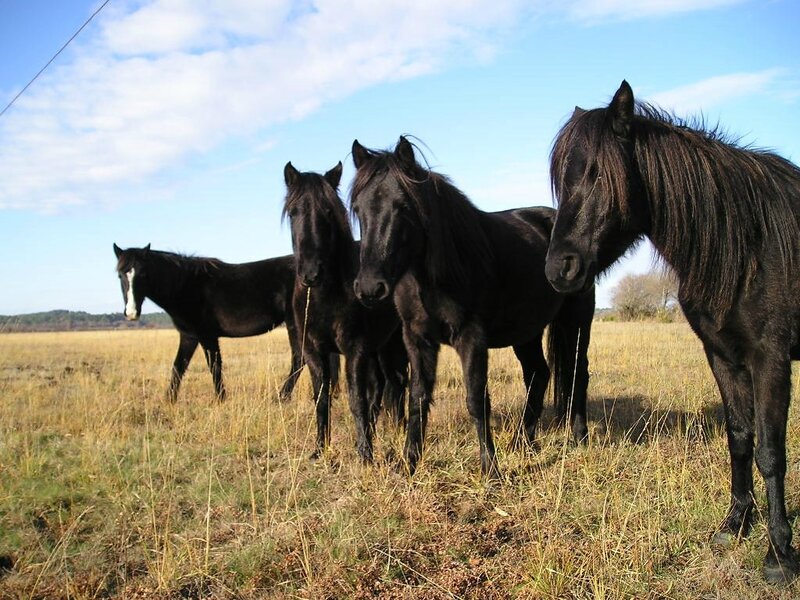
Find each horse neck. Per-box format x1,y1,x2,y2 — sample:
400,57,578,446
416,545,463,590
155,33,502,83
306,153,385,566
326,228,357,294
143,254,189,310
417,177,493,292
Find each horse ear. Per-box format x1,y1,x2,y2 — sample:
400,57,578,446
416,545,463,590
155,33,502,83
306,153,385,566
325,161,343,189
284,161,300,187
352,140,370,169
573,106,586,117
144,243,151,253
609,80,634,139
113,243,123,258
395,136,415,168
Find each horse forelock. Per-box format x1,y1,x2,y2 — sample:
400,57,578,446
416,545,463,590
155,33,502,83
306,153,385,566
285,173,352,242
550,108,631,219
351,146,495,290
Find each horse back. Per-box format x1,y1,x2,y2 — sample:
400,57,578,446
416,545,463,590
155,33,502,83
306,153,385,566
192,254,296,338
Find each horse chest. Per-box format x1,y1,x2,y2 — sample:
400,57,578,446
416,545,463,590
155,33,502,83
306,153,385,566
394,275,465,344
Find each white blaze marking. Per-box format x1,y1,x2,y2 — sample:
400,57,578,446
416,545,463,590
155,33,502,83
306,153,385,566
125,268,138,319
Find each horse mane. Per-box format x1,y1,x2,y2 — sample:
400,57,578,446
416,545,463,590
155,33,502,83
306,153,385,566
116,249,224,279
551,102,800,316
283,172,353,244
350,145,495,291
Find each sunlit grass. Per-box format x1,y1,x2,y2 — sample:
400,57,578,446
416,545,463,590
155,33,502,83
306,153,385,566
0,323,799,598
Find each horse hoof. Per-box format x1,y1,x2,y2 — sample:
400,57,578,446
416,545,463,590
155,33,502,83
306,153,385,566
482,462,502,482
309,450,322,461
711,530,737,549
763,551,800,586
511,432,540,453
763,562,799,586
572,427,589,445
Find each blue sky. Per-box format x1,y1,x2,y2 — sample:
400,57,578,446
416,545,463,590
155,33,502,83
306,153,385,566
1,0,798,314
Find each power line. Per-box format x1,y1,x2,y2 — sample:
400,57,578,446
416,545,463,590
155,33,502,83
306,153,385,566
0,0,112,119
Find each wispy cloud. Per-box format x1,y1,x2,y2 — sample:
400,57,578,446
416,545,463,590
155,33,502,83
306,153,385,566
649,69,785,114
565,0,745,23
0,0,525,211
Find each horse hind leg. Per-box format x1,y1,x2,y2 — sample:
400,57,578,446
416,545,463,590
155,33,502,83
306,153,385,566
201,338,225,401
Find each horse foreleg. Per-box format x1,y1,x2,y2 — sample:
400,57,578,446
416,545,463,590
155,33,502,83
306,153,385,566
454,322,499,479
704,351,755,545
345,351,376,463
750,349,799,584
512,337,549,447
167,333,198,402
379,332,409,430
550,294,592,443
279,319,303,401
305,351,332,459
402,325,438,475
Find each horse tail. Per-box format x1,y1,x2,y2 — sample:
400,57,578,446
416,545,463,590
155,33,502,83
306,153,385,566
546,289,594,437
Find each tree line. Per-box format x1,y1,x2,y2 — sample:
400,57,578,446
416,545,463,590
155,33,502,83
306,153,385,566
0,310,172,332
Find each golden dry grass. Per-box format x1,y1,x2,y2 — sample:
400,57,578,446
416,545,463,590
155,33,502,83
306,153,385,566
1,322,800,599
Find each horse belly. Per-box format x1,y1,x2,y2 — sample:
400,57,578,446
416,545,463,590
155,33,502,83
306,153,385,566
214,309,274,338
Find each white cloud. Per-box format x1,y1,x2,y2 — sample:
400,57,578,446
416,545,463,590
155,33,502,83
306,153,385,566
0,0,776,212
566,0,745,23
469,161,553,210
649,69,785,114
0,0,525,211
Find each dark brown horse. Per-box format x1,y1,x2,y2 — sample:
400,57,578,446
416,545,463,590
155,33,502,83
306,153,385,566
546,80,800,584
113,245,336,402
350,137,595,478
282,162,407,462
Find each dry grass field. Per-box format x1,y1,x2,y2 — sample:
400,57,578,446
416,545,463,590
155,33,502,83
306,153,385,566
1,322,800,599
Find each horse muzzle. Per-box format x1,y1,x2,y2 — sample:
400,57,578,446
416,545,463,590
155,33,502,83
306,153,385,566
545,250,592,294
353,276,390,307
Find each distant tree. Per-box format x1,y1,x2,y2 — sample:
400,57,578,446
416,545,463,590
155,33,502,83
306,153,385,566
611,270,678,320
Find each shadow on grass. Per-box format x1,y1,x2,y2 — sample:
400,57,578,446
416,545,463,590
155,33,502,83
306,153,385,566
494,393,726,450
585,394,725,445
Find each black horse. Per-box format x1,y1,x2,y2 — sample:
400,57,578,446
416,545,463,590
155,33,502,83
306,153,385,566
350,137,595,478
282,161,407,462
545,80,800,584
113,244,333,402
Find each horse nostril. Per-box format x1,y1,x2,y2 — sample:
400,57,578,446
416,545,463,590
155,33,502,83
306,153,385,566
374,281,388,299
560,256,573,279
559,254,582,281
